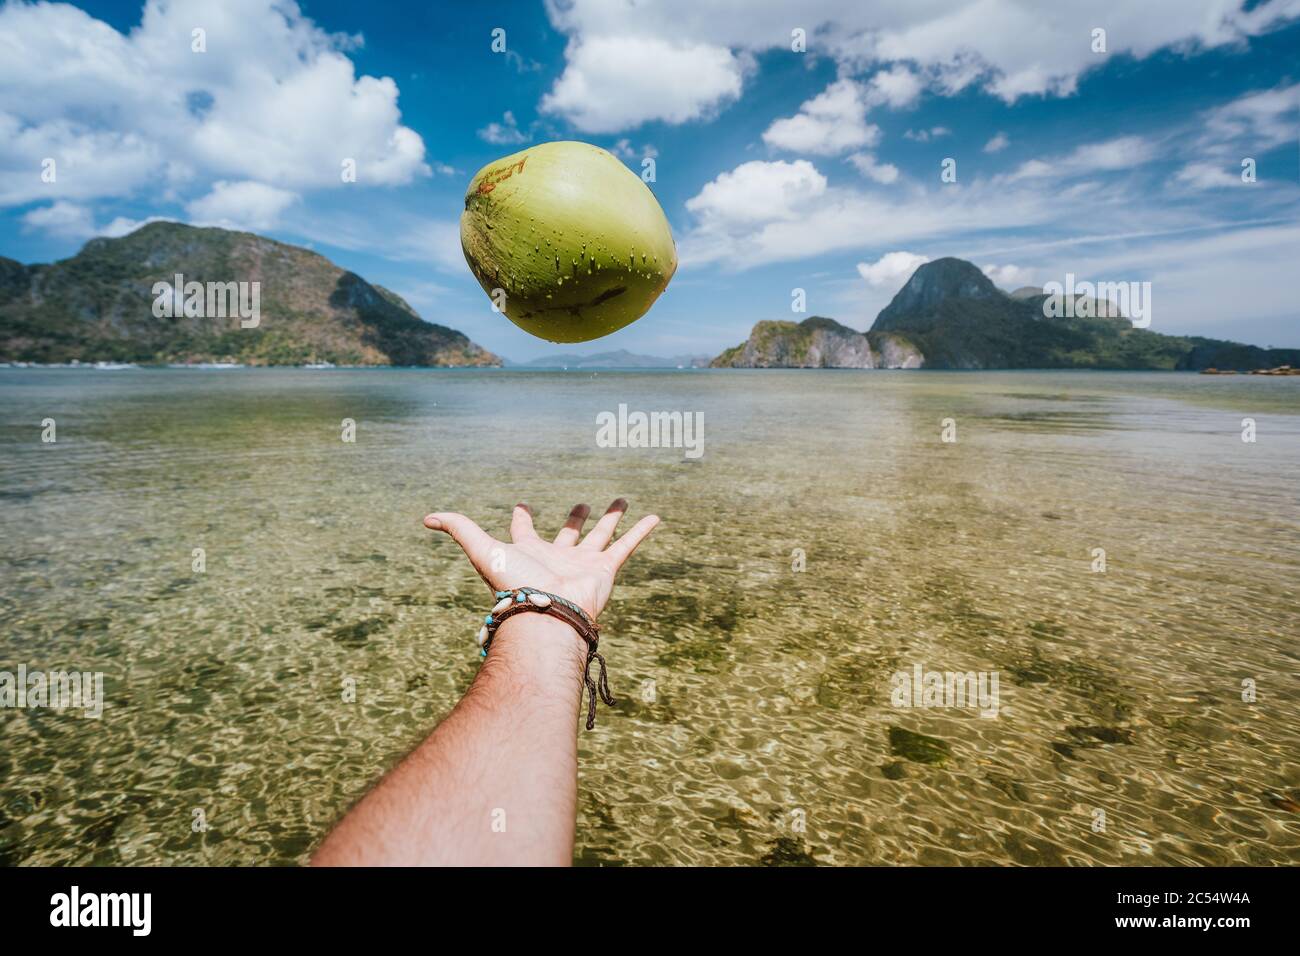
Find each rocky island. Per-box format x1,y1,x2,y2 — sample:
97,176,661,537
711,317,922,368
713,257,1299,371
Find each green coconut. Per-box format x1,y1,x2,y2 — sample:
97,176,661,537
460,141,677,343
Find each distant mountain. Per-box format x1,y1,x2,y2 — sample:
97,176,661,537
877,257,1001,318
711,316,922,368
512,348,710,368
872,257,1299,370
712,257,1299,371
0,222,500,366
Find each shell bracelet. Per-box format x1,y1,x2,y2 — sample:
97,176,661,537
477,587,616,730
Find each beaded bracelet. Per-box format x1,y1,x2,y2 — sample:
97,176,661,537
476,587,616,730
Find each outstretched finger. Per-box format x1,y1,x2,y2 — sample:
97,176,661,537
553,503,591,546
579,498,628,550
424,512,499,569
605,514,660,568
510,503,539,543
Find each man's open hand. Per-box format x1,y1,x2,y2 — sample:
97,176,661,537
423,499,659,619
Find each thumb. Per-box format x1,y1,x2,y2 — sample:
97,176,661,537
424,512,498,570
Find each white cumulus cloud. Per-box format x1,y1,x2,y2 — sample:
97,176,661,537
21,200,96,239
763,79,881,155
478,111,528,145
0,0,430,211
866,64,924,108
539,34,745,133
685,160,827,226
20,201,173,240
186,181,300,231
846,153,900,184
981,263,1036,289
857,251,930,288
540,1,1299,131
676,147,1230,271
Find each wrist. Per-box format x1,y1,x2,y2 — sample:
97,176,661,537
486,612,588,682
475,590,618,731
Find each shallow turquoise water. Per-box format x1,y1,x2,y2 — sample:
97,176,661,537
1,368,1298,865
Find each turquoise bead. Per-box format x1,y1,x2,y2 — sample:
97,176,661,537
484,614,493,624
515,593,526,602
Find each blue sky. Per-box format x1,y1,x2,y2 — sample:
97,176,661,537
1,0,1297,361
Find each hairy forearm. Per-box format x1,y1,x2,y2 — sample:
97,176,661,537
312,614,588,866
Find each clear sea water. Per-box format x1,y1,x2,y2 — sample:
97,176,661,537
1,368,1297,865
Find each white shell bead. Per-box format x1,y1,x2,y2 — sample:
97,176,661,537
476,625,488,646
527,592,552,608
491,597,513,615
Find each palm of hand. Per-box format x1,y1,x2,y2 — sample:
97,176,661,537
424,499,659,620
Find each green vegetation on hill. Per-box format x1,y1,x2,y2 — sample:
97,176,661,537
1177,337,1300,371
712,317,837,366
711,257,1299,371
0,222,500,366
711,315,922,368
874,293,1202,369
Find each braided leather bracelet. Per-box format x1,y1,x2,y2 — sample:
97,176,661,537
476,587,616,730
